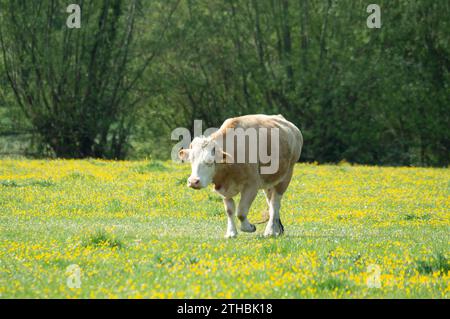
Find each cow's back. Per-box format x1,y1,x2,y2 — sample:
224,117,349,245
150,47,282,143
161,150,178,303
213,114,303,189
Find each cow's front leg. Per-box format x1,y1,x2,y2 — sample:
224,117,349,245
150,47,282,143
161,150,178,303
264,189,284,237
237,187,258,233
223,198,238,238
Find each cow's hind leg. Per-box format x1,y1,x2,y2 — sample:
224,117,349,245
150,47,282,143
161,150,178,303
263,189,284,237
237,187,258,233
264,167,294,237
223,198,238,238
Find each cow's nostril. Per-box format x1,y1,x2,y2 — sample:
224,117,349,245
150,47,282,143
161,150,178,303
188,177,200,187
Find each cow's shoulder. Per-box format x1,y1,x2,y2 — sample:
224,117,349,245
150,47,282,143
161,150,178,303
213,163,260,195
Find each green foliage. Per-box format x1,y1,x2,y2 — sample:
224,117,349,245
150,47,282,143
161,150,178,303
0,0,448,166
133,161,168,173
0,0,179,159
0,179,54,187
316,277,352,291
416,252,449,276
105,199,123,214
82,229,124,249
135,0,449,166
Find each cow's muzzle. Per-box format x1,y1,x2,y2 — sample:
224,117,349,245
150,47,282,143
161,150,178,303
187,177,201,189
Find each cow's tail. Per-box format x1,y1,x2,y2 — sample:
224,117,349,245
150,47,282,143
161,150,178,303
253,210,270,224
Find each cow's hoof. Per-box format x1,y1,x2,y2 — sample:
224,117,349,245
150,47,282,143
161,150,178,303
225,231,238,239
240,222,256,233
264,220,284,237
264,229,281,237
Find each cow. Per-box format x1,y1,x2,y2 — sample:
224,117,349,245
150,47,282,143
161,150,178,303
178,114,303,238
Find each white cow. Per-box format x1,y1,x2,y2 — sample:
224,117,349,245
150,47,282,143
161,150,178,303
179,114,303,237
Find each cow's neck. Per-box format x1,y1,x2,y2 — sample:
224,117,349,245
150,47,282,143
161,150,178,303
212,163,229,190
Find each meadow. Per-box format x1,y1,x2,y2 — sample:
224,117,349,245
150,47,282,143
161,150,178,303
0,159,448,298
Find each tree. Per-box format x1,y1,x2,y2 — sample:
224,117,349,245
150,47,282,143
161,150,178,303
0,0,178,158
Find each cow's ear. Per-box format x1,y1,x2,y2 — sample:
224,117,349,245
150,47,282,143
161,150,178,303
178,149,190,162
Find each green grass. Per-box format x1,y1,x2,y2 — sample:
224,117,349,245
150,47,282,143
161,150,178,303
82,229,124,249
416,252,449,276
0,159,448,298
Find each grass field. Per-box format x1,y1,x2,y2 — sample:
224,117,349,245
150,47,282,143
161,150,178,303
0,159,448,298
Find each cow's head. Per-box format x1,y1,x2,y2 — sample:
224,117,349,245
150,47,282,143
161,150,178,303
178,136,227,190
